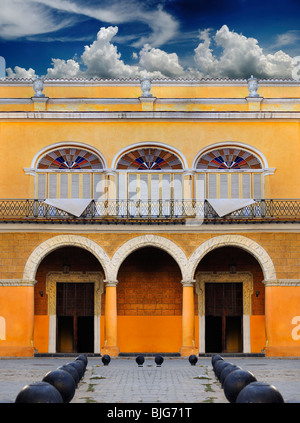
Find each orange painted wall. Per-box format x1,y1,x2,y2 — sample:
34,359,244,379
0,286,34,356
250,315,266,353
33,315,49,353
117,316,182,353
265,287,300,356
116,247,186,353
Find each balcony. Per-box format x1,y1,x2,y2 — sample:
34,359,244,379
0,199,300,224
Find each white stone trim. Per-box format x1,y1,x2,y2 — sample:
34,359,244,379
0,279,36,286
263,279,300,286
1,222,300,233
110,234,189,281
195,271,254,353
46,271,104,354
188,234,276,281
23,234,111,281
2,111,300,121
1,77,300,86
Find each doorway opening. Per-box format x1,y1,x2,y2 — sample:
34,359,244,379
117,247,182,353
205,282,243,353
56,282,94,353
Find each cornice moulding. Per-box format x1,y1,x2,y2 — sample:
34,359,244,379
1,111,300,121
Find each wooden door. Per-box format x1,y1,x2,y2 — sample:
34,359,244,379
205,283,243,353
56,283,94,353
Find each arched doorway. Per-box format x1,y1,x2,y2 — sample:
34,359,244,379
34,246,104,354
195,246,265,354
117,247,183,353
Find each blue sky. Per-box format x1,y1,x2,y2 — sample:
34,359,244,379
0,0,300,79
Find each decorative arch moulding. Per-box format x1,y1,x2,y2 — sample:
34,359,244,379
24,140,275,175
27,141,108,172
111,141,188,170
192,141,273,173
22,233,277,287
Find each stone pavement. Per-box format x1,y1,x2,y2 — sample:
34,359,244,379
0,356,300,404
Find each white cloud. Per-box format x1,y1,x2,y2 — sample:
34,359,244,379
46,58,81,78
273,30,300,49
81,26,140,79
0,0,78,40
6,66,36,79
22,0,179,47
138,44,184,78
5,24,296,80
194,25,294,79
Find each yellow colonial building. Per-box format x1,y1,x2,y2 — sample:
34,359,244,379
0,75,300,358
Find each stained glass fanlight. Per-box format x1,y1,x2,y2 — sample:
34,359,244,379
196,148,262,170
116,148,183,170
37,148,103,170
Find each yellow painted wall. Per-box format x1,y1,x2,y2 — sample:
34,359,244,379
0,120,299,198
1,80,300,357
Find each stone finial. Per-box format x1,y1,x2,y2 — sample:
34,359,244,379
247,75,260,97
140,75,153,97
33,76,45,97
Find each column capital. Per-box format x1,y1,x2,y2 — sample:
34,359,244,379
104,279,119,287
181,279,196,287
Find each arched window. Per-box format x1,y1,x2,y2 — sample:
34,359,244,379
115,146,184,216
36,147,105,199
37,148,103,170
116,148,183,170
195,147,264,200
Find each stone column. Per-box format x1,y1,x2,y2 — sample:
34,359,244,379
102,280,119,356
180,280,198,356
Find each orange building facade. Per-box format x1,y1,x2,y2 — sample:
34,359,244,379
0,76,300,358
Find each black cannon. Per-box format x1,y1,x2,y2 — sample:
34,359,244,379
15,381,63,403
211,354,224,369
68,360,85,379
223,369,257,403
43,369,76,403
76,354,88,367
154,355,164,367
188,355,198,366
219,364,241,387
57,364,80,388
214,360,232,380
236,381,284,403
136,355,145,367
102,354,111,366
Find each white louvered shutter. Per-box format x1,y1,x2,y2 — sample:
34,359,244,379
82,174,91,199
49,174,57,198
231,174,239,199
60,174,68,198
37,174,46,198
71,174,79,198
208,174,217,198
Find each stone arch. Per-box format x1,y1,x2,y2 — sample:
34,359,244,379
188,234,276,282
110,234,189,281
23,235,111,281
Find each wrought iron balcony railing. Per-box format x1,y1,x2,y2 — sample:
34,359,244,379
0,199,300,224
